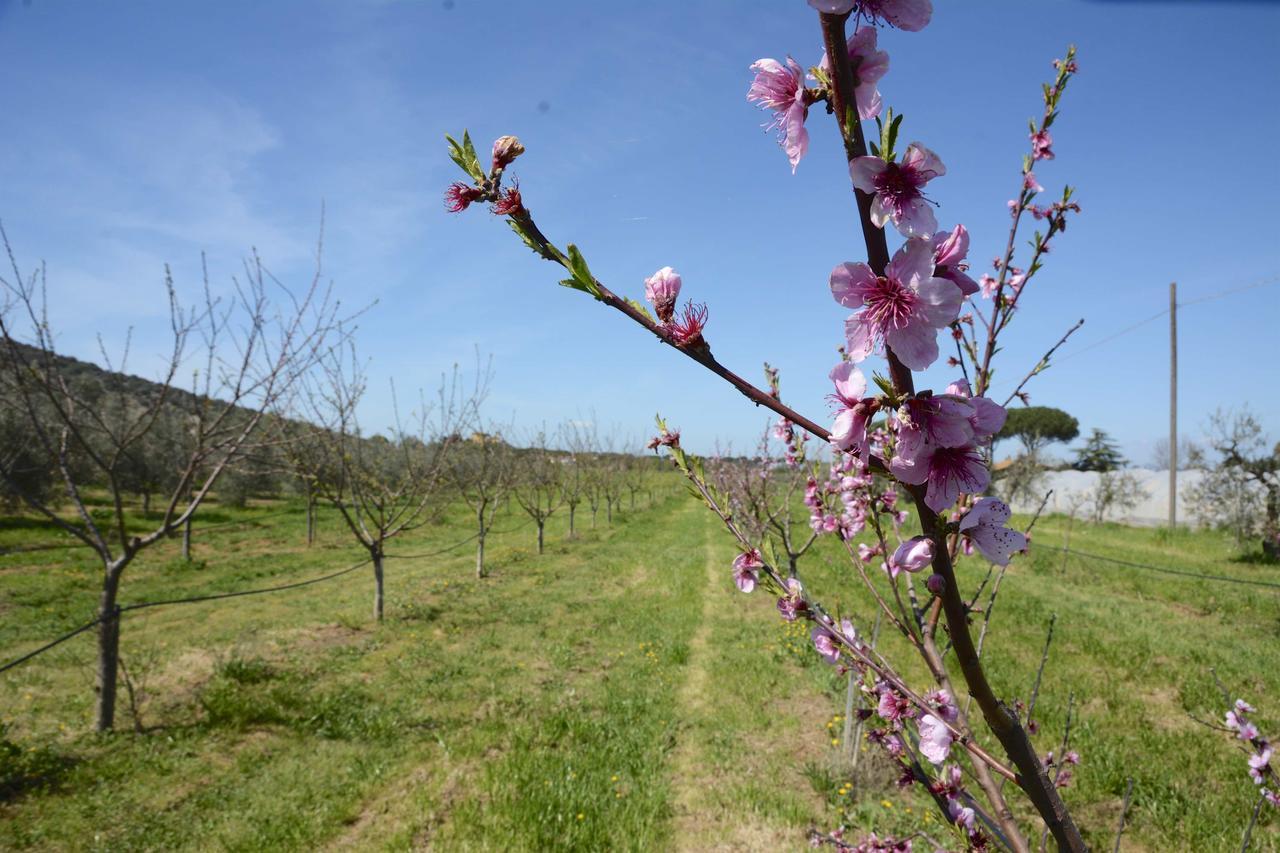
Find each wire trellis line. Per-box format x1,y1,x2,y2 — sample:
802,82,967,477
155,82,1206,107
1046,545,1280,589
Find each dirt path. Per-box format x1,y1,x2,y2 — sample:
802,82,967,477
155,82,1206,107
668,515,721,847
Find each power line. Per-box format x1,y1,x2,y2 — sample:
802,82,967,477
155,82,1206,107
1057,274,1280,362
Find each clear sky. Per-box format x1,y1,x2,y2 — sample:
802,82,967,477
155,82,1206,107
2,0,1278,463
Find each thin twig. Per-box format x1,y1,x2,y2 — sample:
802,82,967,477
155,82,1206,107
1112,778,1134,853
1001,318,1085,407
1026,614,1057,729
1025,489,1054,536
1240,790,1265,852
1040,692,1076,852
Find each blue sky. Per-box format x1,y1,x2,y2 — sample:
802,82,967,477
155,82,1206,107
2,0,1278,463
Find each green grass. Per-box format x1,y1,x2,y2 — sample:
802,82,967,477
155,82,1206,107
0,486,1277,850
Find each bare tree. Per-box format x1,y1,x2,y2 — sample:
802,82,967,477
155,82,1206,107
558,421,589,538
1188,408,1279,554
511,428,564,554
599,433,625,524
1151,436,1204,471
284,343,468,620
450,414,515,578
0,230,341,730
707,418,818,579
1087,471,1148,525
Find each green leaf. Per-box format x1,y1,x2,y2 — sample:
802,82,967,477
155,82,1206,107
625,298,654,322
445,130,485,181
872,372,896,398
885,110,903,161
462,131,480,172
565,244,602,299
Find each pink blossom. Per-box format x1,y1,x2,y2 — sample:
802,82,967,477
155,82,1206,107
920,446,989,513
877,685,913,724
777,577,807,621
810,0,932,31
732,549,762,593
828,362,877,459
944,379,1007,440
948,798,976,831
747,57,810,172
858,542,882,563
918,713,953,764
830,238,962,370
1237,699,1257,714
891,535,934,573
930,225,979,296
812,625,842,664
979,274,998,298
1031,128,1054,161
926,689,958,723
644,266,682,324
819,27,889,120
849,144,945,237
958,497,1027,565
1024,171,1043,193
892,394,978,473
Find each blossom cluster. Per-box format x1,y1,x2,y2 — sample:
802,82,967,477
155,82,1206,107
1225,698,1279,809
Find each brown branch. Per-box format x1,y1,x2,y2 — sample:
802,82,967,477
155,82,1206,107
813,13,1085,848
508,210,865,458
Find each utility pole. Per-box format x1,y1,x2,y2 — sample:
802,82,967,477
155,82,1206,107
1169,281,1177,529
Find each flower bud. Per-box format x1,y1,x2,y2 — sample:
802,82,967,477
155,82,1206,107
490,135,525,172
643,266,682,324
891,535,934,573
925,573,946,595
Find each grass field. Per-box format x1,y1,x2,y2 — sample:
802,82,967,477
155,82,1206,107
1,481,1278,851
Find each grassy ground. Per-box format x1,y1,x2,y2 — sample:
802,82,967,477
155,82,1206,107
1,484,1277,851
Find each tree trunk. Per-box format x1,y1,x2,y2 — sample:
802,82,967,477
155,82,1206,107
568,503,576,538
142,491,151,517
629,491,635,509
95,568,124,732
606,501,613,524
591,506,598,528
306,492,316,547
372,548,384,622
181,516,192,561
536,521,544,554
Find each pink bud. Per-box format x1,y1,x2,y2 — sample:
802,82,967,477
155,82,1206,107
643,267,682,323
490,135,525,172
926,573,946,595
891,535,934,573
